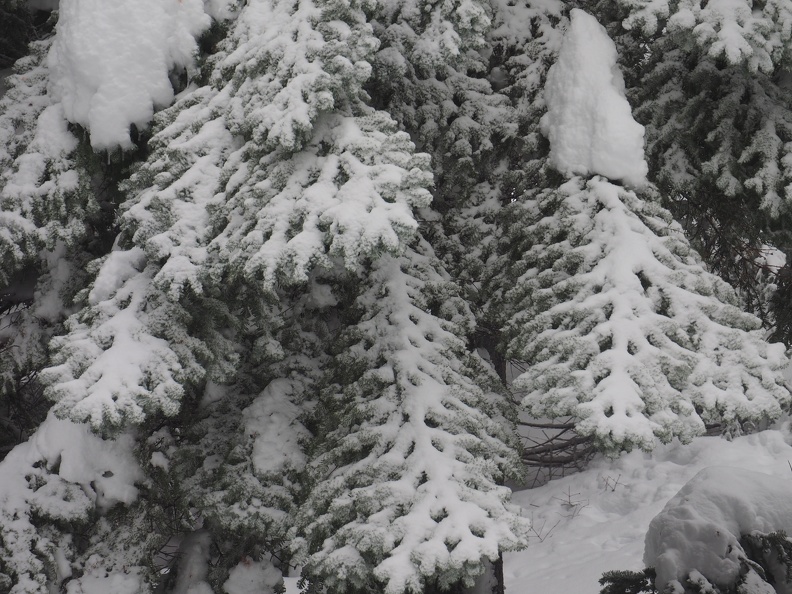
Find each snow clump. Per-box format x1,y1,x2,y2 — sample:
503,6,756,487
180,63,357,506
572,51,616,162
540,9,649,187
48,0,210,149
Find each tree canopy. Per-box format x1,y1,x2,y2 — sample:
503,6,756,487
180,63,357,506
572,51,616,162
0,0,790,592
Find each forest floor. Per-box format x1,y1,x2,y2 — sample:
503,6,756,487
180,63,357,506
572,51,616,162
503,421,792,593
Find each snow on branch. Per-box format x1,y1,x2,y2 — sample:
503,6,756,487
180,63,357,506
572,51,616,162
49,0,210,149
540,9,648,188
620,0,792,73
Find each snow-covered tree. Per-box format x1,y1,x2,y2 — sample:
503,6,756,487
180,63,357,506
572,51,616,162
0,0,212,452
363,0,521,378
0,5,224,591
0,23,109,461
3,0,792,591
508,176,789,453
505,9,790,454
587,0,792,338
0,0,529,590
298,240,528,594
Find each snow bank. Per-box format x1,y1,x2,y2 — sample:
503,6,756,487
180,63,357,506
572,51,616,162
644,466,792,592
505,425,792,594
540,9,648,187
48,0,210,149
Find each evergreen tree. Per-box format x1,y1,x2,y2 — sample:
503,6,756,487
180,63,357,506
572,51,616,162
0,25,110,458
298,240,529,594
364,0,520,377
41,0,432,429
0,35,89,287
0,8,218,591
507,177,789,453
592,0,792,339
3,0,792,592
504,8,790,454
0,0,529,590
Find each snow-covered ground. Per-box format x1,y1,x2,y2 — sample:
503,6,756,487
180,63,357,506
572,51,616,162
504,423,792,593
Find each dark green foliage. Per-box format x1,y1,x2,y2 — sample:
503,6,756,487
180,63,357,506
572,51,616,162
0,0,34,69
741,530,792,589
599,568,657,594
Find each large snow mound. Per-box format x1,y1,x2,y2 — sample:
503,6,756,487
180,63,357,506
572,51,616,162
504,424,792,594
644,466,792,592
48,0,210,149
540,9,649,187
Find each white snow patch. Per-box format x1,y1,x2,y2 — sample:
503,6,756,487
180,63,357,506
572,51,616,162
65,568,142,594
33,242,75,322
283,577,301,594
505,423,792,594
173,531,212,594
757,244,786,272
88,246,146,305
540,9,649,187
245,379,308,475
223,558,283,594
0,414,144,593
48,0,210,149
150,451,170,471
30,413,143,510
203,0,237,20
